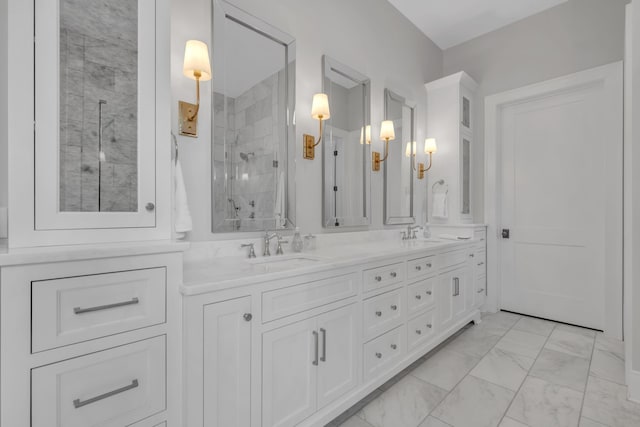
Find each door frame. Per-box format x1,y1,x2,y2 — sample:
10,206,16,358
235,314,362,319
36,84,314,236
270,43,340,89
484,62,623,338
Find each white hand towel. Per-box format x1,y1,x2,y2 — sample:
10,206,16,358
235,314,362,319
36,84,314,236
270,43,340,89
174,160,193,235
432,192,448,219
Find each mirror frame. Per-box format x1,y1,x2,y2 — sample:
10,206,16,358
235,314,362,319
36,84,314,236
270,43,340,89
321,55,371,228
211,1,297,233
383,88,416,225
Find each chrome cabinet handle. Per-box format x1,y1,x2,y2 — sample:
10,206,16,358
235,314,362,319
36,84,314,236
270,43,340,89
243,313,253,322
426,324,433,329
375,352,382,359
375,311,382,317
320,328,327,362
426,263,432,268
478,288,485,293
375,276,382,282
145,202,155,212
390,305,398,311
453,277,460,296
426,290,432,295
74,297,139,315
478,262,485,266
390,344,397,350
469,253,475,258
73,379,139,409
415,265,422,271
390,272,397,278
416,329,422,335
415,294,422,300
312,331,319,366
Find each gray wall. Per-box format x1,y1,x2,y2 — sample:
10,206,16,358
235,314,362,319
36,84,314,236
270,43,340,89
442,0,628,222
172,0,443,240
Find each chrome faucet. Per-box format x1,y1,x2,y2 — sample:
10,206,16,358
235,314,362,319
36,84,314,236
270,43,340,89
241,243,256,258
276,236,289,255
263,232,279,256
407,225,422,240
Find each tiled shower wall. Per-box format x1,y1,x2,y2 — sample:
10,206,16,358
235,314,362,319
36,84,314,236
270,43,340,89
213,69,286,232
59,0,138,212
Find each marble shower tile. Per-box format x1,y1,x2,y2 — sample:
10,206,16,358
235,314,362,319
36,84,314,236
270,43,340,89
529,349,590,392
590,347,625,385
507,376,583,427
444,328,502,359
410,349,479,391
470,348,535,391
512,317,556,337
499,418,529,427
432,375,514,427
495,329,547,359
582,376,640,427
356,375,448,427
417,416,451,427
545,329,594,359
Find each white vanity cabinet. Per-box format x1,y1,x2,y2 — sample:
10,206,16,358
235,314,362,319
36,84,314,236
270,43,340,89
0,246,184,427
262,304,359,427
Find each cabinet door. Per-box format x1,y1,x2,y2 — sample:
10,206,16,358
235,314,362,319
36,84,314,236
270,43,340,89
262,318,317,427
317,304,359,409
438,273,454,331
203,297,252,427
452,269,467,320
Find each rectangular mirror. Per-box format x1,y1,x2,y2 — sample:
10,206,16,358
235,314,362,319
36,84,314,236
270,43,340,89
384,89,416,225
211,2,296,233
322,56,371,228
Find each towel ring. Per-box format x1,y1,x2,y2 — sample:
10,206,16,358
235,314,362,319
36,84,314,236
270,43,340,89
432,179,448,194
171,132,179,165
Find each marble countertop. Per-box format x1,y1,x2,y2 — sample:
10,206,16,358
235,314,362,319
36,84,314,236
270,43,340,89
0,239,190,266
182,236,478,296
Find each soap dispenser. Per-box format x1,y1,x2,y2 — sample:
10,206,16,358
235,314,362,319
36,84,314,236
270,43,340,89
292,227,303,253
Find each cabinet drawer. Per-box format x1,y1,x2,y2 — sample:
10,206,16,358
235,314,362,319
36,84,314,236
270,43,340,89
439,250,467,270
407,255,437,279
474,229,487,241
475,251,486,273
262,273,357,322
476,275,487,295
31,336,166,427
363,262,404,292
32,268,166,352
407,278,436,315
363,326,406,380
408,308,437,350
363,288,404,341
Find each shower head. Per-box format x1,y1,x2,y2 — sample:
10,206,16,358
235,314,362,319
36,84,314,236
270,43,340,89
239,152,255,162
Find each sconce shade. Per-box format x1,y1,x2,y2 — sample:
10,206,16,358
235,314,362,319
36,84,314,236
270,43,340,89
311,93,331,120
424,137,438,153
360,125,372,144
405,141,416,157
183,40,212,81
380,120,395,141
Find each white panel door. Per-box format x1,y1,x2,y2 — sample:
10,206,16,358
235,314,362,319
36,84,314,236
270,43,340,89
203,297,252,427
317,304,359,410
500,71,622,329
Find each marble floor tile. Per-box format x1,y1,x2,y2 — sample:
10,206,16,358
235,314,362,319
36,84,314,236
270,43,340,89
432,375,515,427
417,416,451,427
410,349,480,391
332,416,374,427
529,349,590,392
545,329,594,359
357,375,448,427
512,317,557,337
499,418,529,427
477,311,521,334
470,348,535,391
594,333,624,356
555,323,597,339
579,418,609,427
507,376,583,427
444,328,502,359
582,376,640,427
590,347,625,385
495,329,548,359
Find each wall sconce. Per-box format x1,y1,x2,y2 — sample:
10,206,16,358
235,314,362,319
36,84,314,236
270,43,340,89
303,93,331,160
424,137,438,171
372,120,395,171
360,125,371,145
179,40,212,137
405,141,426,179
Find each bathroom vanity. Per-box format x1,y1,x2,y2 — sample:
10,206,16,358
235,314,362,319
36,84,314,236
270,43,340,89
182,226,486,427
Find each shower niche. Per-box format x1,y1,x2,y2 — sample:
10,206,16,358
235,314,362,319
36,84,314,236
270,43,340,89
211,1,296,233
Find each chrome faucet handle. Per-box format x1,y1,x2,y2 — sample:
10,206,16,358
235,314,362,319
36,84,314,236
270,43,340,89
263,232,278,256
241,243,256,259
276,237,288,255
401,231,408,241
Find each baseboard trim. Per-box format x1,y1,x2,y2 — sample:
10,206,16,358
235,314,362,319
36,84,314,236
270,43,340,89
627,369,640,403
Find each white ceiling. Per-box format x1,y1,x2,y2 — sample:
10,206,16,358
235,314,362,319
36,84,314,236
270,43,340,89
387,0,569,50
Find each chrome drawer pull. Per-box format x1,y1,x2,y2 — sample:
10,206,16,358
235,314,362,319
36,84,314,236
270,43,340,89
426,263,432,268
416,329,422,335
478,288,485,293
375,276,382,282
390,305,398,311
390,344,397,350
74,297,139,315
375,311,383,317
73,379,139,409
426,324,433,329
478,262,485,266
312,331,319,366
469,253,475,258
243,313,253,322
375,352,382,359
415,295,422,300
390,272,397,278
320,328,327,362
415,265,422,271
426,290,432,295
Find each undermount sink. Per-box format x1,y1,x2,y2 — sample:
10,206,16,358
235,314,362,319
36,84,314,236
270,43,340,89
247,254,326,273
